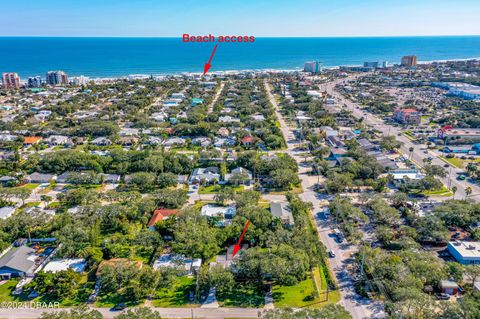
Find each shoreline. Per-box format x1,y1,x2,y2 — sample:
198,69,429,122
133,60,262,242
51,56,480,81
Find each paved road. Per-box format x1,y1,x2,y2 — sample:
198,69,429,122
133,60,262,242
265,80,385,319
208,81,225,113
0,306,262,319
320,76,480,201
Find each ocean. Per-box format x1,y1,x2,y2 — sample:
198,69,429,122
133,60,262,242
1,36,480,78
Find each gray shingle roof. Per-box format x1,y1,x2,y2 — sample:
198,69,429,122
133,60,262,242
0,246,37,274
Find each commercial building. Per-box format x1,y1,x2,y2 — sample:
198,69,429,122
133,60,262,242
438,126,480,142
339,65,374,72
2,73,20,89
401,55,417,67
393,108,421,125
27,76,42,88
448,241,480,265
363,61,388,69
433,82,480,100
304,61,323,74
71,75,89,85
46,71,68,86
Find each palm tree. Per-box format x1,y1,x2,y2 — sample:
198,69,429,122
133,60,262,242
451,186,457,200
408,147,414,160
465,186,472,201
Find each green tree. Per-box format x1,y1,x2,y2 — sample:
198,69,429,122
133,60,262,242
40,306,103,319
115,307,161,319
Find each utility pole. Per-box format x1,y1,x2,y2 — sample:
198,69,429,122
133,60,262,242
447,166,452,189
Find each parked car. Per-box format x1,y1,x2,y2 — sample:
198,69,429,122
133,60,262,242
435,293,450,300
328,250,336,258
112,303,127,311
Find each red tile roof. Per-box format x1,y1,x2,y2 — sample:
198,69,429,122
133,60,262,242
148,209,177,227
241,135,254,144
23,136,42,144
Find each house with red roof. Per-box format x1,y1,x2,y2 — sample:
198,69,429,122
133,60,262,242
241,135,254,146
23,136,42,145
148,209,177,230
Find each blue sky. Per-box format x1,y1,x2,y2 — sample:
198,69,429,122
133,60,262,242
1,0,479,37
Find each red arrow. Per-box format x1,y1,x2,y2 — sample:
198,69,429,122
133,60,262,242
203,44,218,76
232,220,250,257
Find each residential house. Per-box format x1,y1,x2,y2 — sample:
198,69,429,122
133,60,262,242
190,98,204,106
219,116,241,123
152,253,201,275
0,207,15,220
189,167,221,184
241,135,255,146
192,137,211,147
101,174,121,184
382,169,425,187
217,127,230,137
25,172,56,184
251,114,265,121
225,167,253,185
201,204,236,226
44,135,72,146
357,138,378,151
0,246,37,279
439,280,459,296
23,136,42,145
0,176,16,186
214,137,236,148
150,112,168,122
327,147,349,160
270,202,294,226
164,137,186,147
90,137,112,146
148,209,177,230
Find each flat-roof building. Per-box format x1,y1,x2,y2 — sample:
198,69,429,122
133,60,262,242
304,61,323,74
401,55,417,67
448,241,480,265
2,73,20,89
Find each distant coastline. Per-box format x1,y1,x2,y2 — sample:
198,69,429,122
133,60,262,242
1,36,480,78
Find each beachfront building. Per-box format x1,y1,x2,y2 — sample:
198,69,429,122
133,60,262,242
304,61,323,74
2,73,20,89
401,55,417,67
46,71,68,86
27,76,42,88
363,61,388,69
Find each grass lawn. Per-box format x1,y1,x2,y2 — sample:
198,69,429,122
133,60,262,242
0,278,92,307
419,185,453,197
20,201,41,209
17,183,40,191
217,283,264,308
198,185,244,194
402,131,417,141
264,186,303,195
0,280,28,302
272,270,340,309
441,156,465,168
441,156,480,169
63,184,103,191
152,276,197,308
